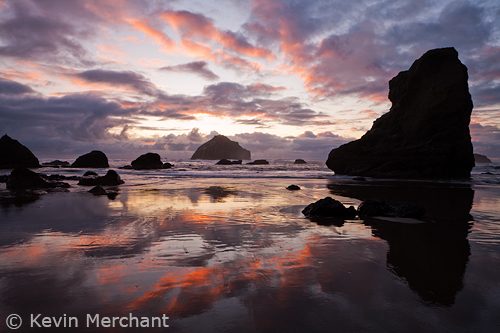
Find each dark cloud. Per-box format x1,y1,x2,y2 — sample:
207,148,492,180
0,78,36,95
160,61,220,81
74,70,159,96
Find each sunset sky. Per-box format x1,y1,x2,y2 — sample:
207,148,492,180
0,0,499,160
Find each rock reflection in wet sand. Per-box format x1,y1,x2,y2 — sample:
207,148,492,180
0,179,499,332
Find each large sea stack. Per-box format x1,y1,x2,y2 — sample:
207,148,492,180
326,47,474,179
191,135,251,160
0,135,40,168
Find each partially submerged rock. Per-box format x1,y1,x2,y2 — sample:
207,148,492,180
191,135,251,160
286,184,301,191
216,159,242,165
247,159,269,165
71,150,109,168
0,134,40,169
41,160,70,167
6,167,70,189
302,197,356,218
131,153,163,169
326,47,474,179
78,170,124,186
294,159,307,164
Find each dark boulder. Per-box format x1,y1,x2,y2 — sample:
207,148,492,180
191,135,251,160
286,184,301,191
302,197,356,218
78,170,124,186
41,160,70,167
474,153,492,164
131,153,163,169
294,159,307,164
326,47,474,179
71,150,109,168
247,159,269,165
0,135,40,168
6,167,70,189
88,185,107,195
162,162,173,169
83,171,98,176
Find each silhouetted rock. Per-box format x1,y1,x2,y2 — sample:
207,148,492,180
191,135,251,160
216,159,242,165
162,162,173,169
294,159,307,164
78,170,124,186
41,160,70,167
474,153,492,164
0,135,40,168
326,47,474,179
131,153,163,169
247,159,269,165
286,184,301,191
6,167,70,189
71,150,109,168
83,171,98,177
302,197,356,218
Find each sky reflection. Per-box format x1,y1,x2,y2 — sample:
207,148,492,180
0,179,499,332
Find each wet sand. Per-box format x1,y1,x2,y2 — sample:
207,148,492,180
0,178,499,332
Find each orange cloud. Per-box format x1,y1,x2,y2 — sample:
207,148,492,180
128,19,177,53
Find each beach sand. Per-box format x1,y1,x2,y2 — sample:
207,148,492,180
0,177,499,332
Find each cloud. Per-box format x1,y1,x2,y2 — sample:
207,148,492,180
160,61,220,80
0,77,36,95
74,69,159,96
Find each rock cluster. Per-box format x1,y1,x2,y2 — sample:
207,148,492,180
326,47,475,179
78,170,124,186
6,167,70,189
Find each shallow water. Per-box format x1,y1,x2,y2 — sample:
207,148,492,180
0,164,500,332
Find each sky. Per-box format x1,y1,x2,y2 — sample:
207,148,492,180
0,0,499,161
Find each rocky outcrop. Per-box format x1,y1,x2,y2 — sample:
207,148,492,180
78,170,124,186
0,135,40,168
131,153,163,169
294,159,307,164
474,153,492,164
6,167,70,189
191,135,251,160
71,150,109,168
326,47,474,179
286,184,301,191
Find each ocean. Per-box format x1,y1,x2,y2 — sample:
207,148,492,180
0,160,499,332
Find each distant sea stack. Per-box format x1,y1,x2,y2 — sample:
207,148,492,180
191,135,251,160
0,134,40,168
71,150,109,168
326,47,474,179
474,153,492,164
